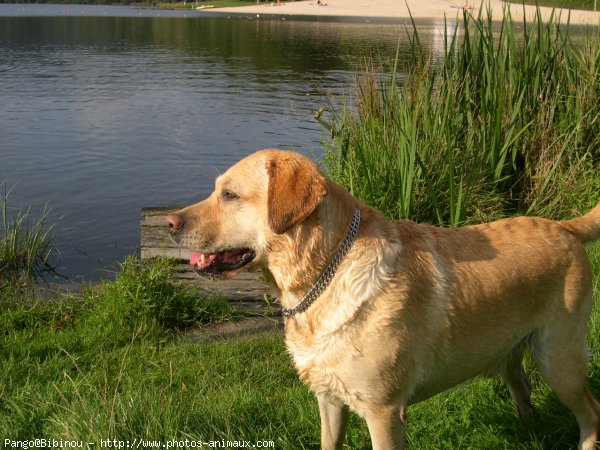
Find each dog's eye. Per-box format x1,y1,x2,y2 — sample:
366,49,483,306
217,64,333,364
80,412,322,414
222,190,239,201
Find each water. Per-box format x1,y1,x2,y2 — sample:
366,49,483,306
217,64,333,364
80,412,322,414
0,4,445,281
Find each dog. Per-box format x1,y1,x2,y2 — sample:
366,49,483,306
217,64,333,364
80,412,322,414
166,149,600,449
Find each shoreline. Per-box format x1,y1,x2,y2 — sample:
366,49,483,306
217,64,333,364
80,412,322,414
202,0,600,25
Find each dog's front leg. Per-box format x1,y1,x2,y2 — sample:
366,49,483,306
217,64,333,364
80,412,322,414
365,406,407,450
317,393,349,450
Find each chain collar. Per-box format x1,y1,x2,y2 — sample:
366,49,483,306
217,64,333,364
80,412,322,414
281,208,361,319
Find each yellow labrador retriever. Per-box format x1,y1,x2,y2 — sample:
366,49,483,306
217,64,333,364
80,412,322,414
166,149,600,450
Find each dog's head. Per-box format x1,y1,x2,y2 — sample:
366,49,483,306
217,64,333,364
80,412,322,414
166,149,328,277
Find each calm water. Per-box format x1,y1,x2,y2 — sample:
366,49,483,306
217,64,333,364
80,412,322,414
0,4,446,280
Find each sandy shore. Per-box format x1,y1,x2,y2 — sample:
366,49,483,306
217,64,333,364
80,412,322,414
204,0,600,25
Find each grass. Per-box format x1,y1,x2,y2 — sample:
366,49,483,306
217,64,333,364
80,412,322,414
506,0,600,11
2,6,600,449
1,245,599,448
319,6,600,226
0,187,59,289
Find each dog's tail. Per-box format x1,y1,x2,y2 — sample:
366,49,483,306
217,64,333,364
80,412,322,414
559,202,600,244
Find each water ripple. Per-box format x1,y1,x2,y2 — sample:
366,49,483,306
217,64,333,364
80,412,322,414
0,8,440,280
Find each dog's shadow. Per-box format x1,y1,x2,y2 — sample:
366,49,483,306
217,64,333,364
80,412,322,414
401,365,596,450
339,361,597,449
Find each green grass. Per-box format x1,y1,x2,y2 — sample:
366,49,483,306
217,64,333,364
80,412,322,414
320,6,600,226
1,187,59,289
1,245,599,448
506,0,600,11
2,6,600,449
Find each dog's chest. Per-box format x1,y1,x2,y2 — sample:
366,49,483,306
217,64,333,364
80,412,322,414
285,323,376,412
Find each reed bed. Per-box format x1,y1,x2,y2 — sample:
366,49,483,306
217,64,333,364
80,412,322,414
0,188,58,288
321,7,600,226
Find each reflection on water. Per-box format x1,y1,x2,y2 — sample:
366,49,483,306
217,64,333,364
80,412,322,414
0,4,445,280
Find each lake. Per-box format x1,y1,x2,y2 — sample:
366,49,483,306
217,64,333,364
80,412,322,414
0,4,446,281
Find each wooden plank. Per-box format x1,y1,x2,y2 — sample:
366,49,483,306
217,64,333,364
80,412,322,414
141,227,179,248
141,206,270,302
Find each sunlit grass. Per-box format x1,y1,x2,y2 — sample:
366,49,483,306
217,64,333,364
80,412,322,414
1,6,600,449
1,245,599,447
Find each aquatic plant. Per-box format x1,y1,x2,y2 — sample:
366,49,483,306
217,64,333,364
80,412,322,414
0,187,59,288
321,7,600,225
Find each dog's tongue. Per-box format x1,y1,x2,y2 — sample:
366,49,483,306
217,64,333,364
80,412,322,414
190,252,202,266
190,251,217,269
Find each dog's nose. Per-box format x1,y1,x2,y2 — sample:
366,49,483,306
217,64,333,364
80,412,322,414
165,213,185,233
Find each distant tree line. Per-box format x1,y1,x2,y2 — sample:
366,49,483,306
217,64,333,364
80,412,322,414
513,0,598,11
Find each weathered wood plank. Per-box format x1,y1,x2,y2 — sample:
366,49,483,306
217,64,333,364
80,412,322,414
141,228,179,248
141,206,270,302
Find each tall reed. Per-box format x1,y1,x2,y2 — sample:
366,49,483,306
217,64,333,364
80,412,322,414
320,7,600,225
0,187,58,288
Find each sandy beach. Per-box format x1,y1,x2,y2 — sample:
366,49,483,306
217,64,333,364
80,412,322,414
205,0,600,25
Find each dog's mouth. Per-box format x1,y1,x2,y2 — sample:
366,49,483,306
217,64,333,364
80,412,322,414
190,248,256,276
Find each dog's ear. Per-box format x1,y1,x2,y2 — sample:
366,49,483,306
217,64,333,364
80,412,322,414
267,155,328,234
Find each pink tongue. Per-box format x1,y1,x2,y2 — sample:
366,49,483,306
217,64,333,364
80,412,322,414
190,252,202,266
190,251,217,269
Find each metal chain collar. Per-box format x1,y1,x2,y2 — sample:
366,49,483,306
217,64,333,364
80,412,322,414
281,208,361,319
